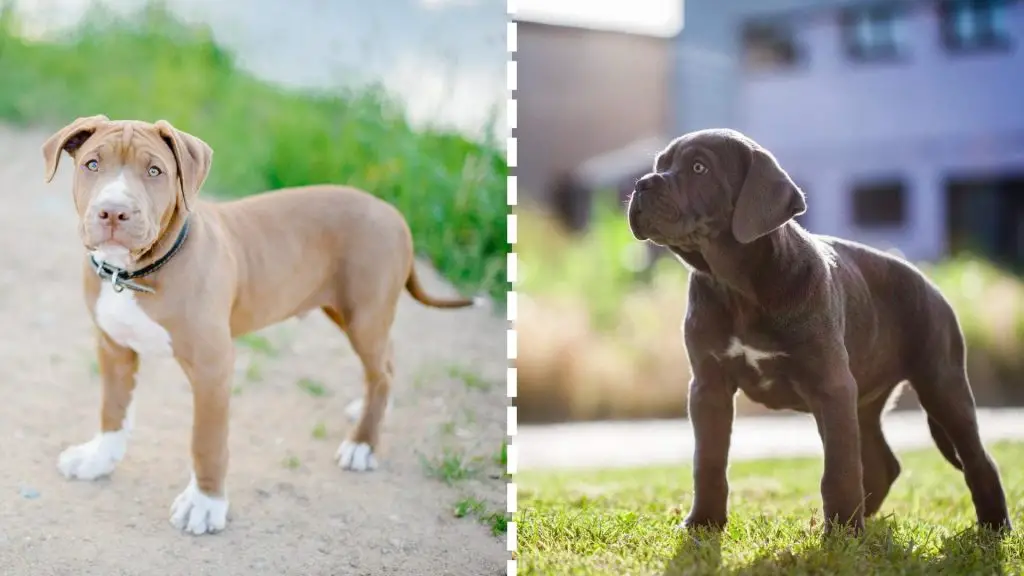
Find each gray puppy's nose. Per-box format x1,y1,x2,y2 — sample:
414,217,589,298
94,201,133,224
635,174,658,193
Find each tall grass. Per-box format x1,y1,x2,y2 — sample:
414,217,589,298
0,3,507,301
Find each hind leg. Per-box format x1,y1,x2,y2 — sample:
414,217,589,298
858,392,902,518
324,307,395,423
330,307,396,472
911,365,1010,531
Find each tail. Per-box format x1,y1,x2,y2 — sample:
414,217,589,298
405,267,479,309
927,414,964,471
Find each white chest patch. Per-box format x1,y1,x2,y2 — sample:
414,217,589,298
723,337,784,388
95,285,173,356
92,248,173,357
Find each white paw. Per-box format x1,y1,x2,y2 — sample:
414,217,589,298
57,431,128,480
336,440,378,471
169,473,229,535
344,395,393,423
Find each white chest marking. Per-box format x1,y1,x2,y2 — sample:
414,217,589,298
92,247,173,357
723,337,784,389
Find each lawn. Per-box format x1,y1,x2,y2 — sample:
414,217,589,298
516,441,1024,575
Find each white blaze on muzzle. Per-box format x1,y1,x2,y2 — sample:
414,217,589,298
93,171,131,207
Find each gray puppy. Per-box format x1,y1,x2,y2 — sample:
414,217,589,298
626,128,1011,535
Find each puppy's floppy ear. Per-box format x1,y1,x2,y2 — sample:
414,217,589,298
41,114,110,183
155,120,213,212
731,144,806,244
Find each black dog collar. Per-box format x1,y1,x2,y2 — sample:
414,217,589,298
89,217,191,294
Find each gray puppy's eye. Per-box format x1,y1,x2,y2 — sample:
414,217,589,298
693,162,708,174
148,166,162,177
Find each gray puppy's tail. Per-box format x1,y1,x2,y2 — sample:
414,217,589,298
927,415,964,471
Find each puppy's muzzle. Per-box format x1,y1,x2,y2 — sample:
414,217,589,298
92,199,137,228
628,173,668,242
84,198,148,249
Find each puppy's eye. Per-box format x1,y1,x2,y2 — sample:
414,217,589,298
693,162,708,174
147,166,162,177
84,159,99,172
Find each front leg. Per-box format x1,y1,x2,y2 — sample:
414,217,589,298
683,362,737,531
800,354,865,535
58,330,138,480
169,331,233,535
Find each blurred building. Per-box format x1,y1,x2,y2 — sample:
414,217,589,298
515,5,681,229
678,0,1024,267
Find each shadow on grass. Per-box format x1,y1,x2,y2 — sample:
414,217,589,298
663,519,1008,576
663,529,724,576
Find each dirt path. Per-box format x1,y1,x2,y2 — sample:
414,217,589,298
0,125,508,575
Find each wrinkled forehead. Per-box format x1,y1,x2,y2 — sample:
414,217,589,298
77,121,175,169
657,130,750,167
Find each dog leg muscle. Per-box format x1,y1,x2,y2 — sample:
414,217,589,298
170,330,232,535
857,396,901,517
336,312,395,472
911,368,1011,531
804,362,865,535
683,364,736,531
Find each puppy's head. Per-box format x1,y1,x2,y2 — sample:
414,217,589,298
41,116,212,265
627,128,806,248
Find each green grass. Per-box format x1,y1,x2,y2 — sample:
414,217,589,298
489,510,510,536
455,496,488,519
236,333,277,356
421,448,479,485
517,441,1024,575
297,377,328,397
0,2,506,302
446,363,492,391
497,441,508,468
244,360,263,383
455,496,510,536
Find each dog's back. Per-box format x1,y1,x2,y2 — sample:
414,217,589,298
812,232,965,389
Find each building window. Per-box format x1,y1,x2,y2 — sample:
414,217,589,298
741,21,802,71
840,5,906,61
851,179,907,227
939,0,1013,52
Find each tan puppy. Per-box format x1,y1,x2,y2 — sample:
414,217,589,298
42,115,477,535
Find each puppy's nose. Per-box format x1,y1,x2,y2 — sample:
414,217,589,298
635,174,658,193
94,201,134,225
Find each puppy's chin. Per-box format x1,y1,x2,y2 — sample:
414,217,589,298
649,229,705,251
89,242,134,269
626,204,648,241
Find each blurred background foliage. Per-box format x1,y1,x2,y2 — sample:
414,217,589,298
517,196,1024,424
0,1,507,301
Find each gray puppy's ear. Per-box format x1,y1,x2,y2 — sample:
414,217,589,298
731,145,806,244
